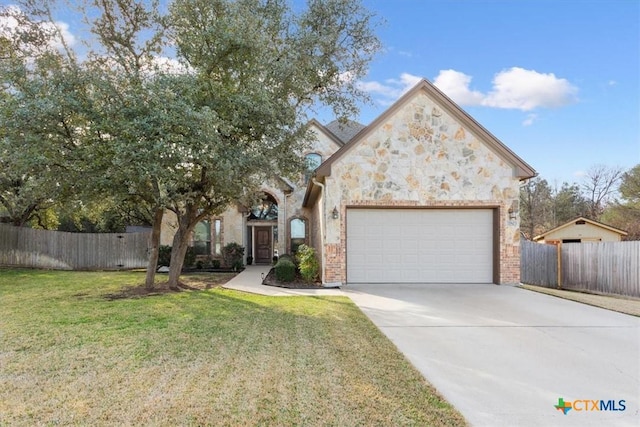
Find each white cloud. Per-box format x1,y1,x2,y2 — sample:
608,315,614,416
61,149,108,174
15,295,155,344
0,6,76,52
482,67,578,111
433,67,578,111
93,55,193,78
433,69,484,106
522,113,538,126
357,72,421,105
360,68,578,114
337,70,359,85
48,20,76,48
0,7,23,39
147,56,193,75
388,72,423,93
357,80,400,99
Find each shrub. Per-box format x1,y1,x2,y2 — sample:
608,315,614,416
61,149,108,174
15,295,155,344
157,245,196,268
184,247,197,268
275,259,296,282
296,244,319,283
158,245,172,266
222,242,245,269
212,259,221,269
278,253,295,264
196,256,212,269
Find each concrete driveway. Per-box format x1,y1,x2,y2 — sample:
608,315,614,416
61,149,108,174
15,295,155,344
346,283,640,427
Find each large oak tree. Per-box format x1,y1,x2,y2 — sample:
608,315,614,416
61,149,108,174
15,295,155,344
0,5,84,227
4,0,380,288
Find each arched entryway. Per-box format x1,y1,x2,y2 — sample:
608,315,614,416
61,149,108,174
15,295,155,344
247,193,278,264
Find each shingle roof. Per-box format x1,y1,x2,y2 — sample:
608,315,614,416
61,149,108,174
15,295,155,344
324,120,365,144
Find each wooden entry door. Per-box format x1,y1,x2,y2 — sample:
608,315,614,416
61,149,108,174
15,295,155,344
255,226,272,264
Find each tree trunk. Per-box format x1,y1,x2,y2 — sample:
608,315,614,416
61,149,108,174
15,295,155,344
13,204,38,227
144,208,164,290
166,206,198,288
167,228,190,288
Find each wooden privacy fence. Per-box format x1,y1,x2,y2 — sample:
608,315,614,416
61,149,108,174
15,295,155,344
520,238,640,298
0,224,151,270
520,239,558,287
561,241,640,298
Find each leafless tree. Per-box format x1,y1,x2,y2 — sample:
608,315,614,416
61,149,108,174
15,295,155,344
582,164,625,219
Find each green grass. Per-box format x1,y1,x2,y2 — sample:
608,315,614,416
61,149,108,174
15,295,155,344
0,269,466,426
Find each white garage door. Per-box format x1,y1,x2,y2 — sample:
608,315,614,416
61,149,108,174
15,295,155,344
346,208,494,284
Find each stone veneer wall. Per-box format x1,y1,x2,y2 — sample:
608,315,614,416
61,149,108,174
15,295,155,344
281,125,343,257
322,91,522,285
221,204,244,251
159,207,240,254
309,191,325,279
160,211,178,247
159,125,343,261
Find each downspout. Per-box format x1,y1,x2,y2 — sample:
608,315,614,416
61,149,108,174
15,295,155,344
282,191,288,257
311,178,326,284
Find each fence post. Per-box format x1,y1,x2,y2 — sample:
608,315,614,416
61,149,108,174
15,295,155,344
556,241,562,290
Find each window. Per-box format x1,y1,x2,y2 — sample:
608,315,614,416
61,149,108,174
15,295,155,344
249,193,278,220
214,219,222,255
290,218,306,253
304,153,322,182
273,225,278,249
193,221,211,255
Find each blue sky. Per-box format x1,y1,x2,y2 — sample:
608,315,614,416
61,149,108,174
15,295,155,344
3,0,639,186
348,0,640,186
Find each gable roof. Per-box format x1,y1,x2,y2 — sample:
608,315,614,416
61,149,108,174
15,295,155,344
324,119,366,144
315,78,536,179
533,217,628,241
306,119,346,149
303,78,537,207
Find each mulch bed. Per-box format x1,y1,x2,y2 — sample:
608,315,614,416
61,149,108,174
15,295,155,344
261,268,324,289
104,283,192,300
104,272,239,300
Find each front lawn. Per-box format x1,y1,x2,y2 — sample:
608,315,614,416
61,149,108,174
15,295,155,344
0,269,466,426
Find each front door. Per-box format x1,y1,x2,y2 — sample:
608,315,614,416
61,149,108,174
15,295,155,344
255,226,272,264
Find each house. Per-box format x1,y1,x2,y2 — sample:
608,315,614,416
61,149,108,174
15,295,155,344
161,78,536,285
533,217,628,244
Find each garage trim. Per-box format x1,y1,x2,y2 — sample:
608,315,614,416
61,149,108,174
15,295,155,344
345,206,500,284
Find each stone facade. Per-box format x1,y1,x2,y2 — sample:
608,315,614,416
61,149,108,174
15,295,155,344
159,122,343,263
284,125,343,251
316,87,528,285
160,79,534,283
